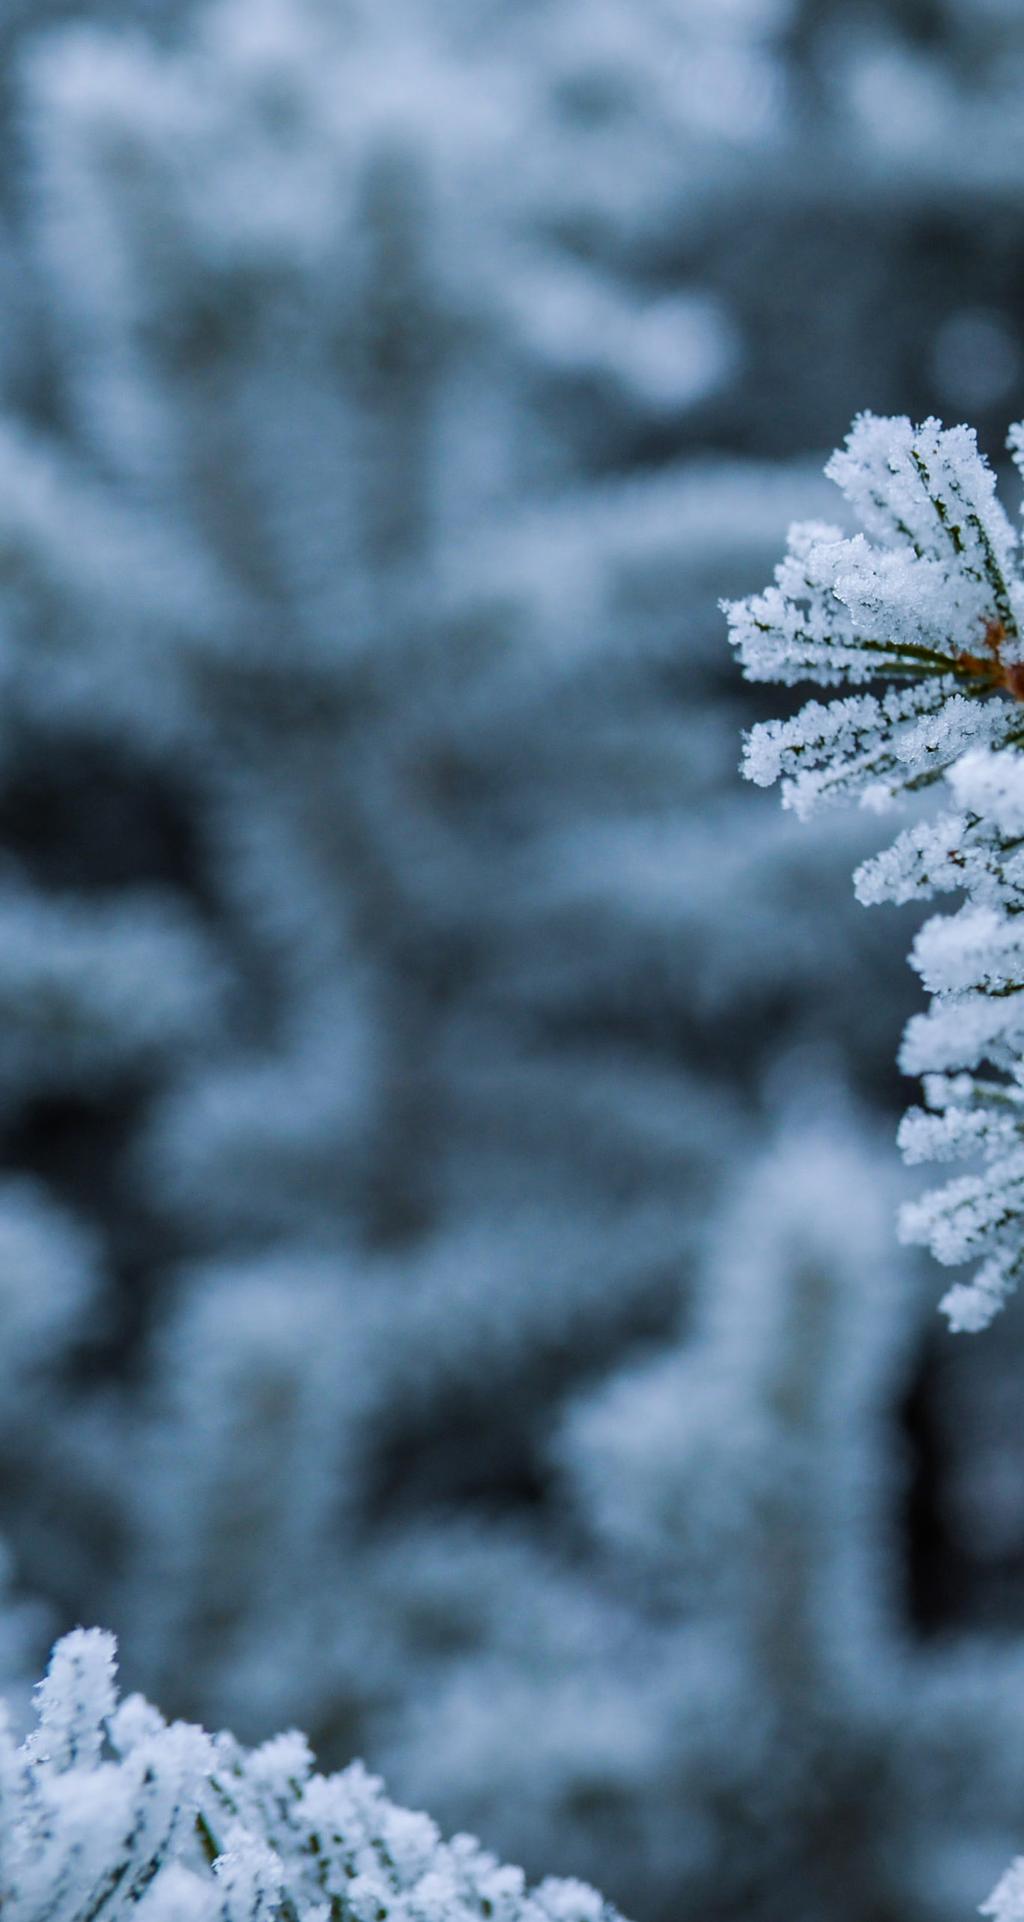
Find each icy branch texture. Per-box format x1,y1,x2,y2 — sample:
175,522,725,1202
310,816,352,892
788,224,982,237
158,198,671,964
727,412,1024,1332
0,1629,621,1922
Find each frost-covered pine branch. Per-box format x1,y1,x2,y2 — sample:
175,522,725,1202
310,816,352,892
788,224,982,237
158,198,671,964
0,1627,622,1922
726,411,1024,1333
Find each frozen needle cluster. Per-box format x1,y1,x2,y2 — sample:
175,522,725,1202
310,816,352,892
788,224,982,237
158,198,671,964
727,413,1024,1332
0,1628,620,1922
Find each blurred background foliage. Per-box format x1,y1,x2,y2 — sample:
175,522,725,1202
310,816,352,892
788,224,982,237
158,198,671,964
2,2,1024,1920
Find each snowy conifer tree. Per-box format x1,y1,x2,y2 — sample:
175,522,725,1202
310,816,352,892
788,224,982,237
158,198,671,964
0,0,915,1756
